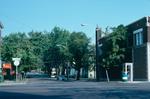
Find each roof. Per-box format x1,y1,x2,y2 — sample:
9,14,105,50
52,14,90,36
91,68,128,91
126,16,150,27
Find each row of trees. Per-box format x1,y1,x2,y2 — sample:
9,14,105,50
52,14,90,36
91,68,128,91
1,25,127,80
1,27,93,80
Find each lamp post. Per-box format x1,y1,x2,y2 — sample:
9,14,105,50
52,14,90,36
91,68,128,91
82,24,101,81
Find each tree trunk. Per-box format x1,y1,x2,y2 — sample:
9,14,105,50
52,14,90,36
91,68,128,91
49,68,52,77
76,68,80,80
105,69,110,82
61,64,65,75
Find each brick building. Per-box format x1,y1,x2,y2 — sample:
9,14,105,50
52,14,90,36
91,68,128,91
127,16,150,81
96,16,150,81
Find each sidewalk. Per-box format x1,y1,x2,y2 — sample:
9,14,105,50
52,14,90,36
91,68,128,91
119,81,150,84
0,80,27,86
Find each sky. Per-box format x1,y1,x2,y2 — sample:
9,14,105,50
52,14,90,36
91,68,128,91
0,0,150,43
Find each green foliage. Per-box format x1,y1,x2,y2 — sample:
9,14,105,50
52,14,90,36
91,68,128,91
43,27,70,69
68,32,90,80
100,25,127,69
2,31,51,71
69,32,89,60
88,44,96,71
1,26,91,78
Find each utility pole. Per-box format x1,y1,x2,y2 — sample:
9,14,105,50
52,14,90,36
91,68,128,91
0,22,4,82
0,22,4,68
95,25,101,81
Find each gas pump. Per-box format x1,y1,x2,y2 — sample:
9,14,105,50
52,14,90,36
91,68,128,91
122,63,133,82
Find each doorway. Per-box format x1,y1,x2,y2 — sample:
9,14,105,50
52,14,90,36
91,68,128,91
122,63,133,82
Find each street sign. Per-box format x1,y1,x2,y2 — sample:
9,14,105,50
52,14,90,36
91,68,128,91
12,58,21,66
14,61,20,66
12,58,21,81
12,58,21,61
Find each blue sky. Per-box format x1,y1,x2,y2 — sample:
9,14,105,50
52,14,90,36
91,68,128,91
0,0,150,43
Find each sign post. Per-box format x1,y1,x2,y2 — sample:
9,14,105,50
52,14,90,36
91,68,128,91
12,58,21,81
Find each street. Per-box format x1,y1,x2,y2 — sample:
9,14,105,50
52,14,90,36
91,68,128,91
1,78,150,99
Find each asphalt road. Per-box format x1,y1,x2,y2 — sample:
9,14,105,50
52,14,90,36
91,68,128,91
1,78,150,99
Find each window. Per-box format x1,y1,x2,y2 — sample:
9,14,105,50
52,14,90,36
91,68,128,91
133,28,143,46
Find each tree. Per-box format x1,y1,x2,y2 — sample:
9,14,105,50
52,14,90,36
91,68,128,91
2,31,51,72
43,27,70,76
28,31,47,70
100,25,127,81
1,26,92,79
68,32,90,80
2,33,28,61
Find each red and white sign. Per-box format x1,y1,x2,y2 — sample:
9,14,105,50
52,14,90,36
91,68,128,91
3,63,12,69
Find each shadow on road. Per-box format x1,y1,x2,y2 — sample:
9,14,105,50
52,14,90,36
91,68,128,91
1,89,150,99
0,91,71,99
96,89,150,99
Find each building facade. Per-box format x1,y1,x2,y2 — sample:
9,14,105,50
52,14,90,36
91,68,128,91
96,16,150,81
127,16,150,81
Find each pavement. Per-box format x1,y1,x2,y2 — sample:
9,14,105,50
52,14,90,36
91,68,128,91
0,78,149,86
1,78,150,99
0,79,150,86
0,79,27,86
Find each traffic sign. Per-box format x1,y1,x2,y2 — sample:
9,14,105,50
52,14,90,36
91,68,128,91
14,61,20,66
12,58,21,81
12,58,21,67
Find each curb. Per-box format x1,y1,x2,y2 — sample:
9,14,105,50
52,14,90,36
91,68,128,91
0,80,27,86
118,81,150,84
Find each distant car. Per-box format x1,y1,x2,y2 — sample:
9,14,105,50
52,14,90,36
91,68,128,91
57,75,67,81
26,72,36,78
26,72,49,78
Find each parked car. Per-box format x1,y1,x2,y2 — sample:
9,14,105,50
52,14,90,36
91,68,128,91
26,72,49,78
57,75,67,81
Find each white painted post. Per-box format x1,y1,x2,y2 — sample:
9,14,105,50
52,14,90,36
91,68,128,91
130,63,133,82
126,63,133,82
124,63,133,82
